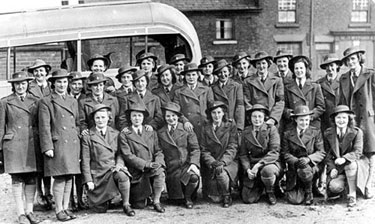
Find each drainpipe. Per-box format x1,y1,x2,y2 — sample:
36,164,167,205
310,0,314,76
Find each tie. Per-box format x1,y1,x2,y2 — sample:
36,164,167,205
61,95,66,100
280,72,285,78
74,94,78,99
137,129,142,136
255,130,259,139
261,77,266,84
165,88,170,94
352,72,358,86
101,130,105,137
169,126,175,136
20,96,24,102
299,129,304,139
139,93,143,99
339,128,344,141
298,79,303,90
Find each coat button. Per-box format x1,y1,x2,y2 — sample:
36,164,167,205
65,140,68,143
63,127,66,130
18,126,21,129
62,115,65,117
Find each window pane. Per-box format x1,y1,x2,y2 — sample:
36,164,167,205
278,0,296,23
353,0,368,10
0,48,7,80
277,43,301,55
279,0,296,10
216,19,233,40
286,11,296,22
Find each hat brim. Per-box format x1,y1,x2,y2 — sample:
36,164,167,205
90,105,112,119
232,55,250,66
273,54,293,63
125,109,149,118
48,75,72,81
161,107,182,116
157,65,175,76
341,50,365,62
180,68,202,75
87,57,109,68
115,68,138,79
8,77,34,83
250,56,273,67
330,110,354,118
320,60,342,69
87,79,107,85
28,64,52,73
290,111,314,117
136,56,158,65
199,60,216,68
245,107,270,116
289,55,312,71
171,57,190,64
205,104,228,116
213,64,230,74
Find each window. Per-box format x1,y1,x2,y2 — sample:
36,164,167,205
277,43,301,55
278,0,297,23
216,19,233,40
351,0,369,23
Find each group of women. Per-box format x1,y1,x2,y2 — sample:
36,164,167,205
0,45,374,223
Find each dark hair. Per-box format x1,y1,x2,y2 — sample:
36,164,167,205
255,59,273,68
245,109,268,124
140,58,157,72
116,71,135,83
343,52,365,66
133,75,150,87
12,81,30,93
330,113,357,129
157,67,177,85
162,109,181,123
207,106,228,123
91,108,113,126
125,110,146,125
292,58,312,79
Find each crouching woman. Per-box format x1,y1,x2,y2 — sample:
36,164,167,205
81,104,134,216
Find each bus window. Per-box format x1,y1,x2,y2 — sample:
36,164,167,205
0,48,7,80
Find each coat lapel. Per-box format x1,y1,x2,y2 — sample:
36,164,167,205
90,128,113,151
248,75,268,95
264,74,277,92
340,72,351,103
244,125,262,148
206,125,222,146
159,125,177,147
302,80,314,96
289,128,306,148
212,83,229,103
353,67,371,94
180,86,200,103
326,128,340,158
51,93,74,115
143,90,156,105
126,127,149,149
340,127,356,155
6,94,31,113
319,77,336,96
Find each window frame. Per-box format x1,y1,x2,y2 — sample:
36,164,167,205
277,0,297,24
215,18,234,40
350,0,370,23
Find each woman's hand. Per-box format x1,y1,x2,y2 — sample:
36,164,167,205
330,169,338,179
87,182,95,191
44,150,54,158
247,169,256,180
183,122,194,132
334,158,346,166
81,129,89,136
144,125,153,132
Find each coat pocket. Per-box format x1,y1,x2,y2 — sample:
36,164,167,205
2,133,14,141
52,136,59,141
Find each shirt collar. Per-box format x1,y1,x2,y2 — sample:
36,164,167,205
336,126,347,135
96,126,107,135
132,125,142,133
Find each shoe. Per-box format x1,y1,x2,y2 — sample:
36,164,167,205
305,192,313,205
64,210,77,219
45,194,54,210
146,196,154,206
56,210,71,222
92,201,109,213
131,200,146,209
36,194,47,206
313,186,325,198
347,196,356,207
365,188,374,199
153,203,165,213
123,205,135,216
26,212,41,224
185,199,193,209
18,214,29,224
223,195,232,208
267,192,277,205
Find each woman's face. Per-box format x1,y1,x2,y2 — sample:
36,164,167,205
335,112,349,129
251,110,265,128
160,70,173,87
276,57,289,73
33,67,48,83
175,61,185,74
185,71,199,85
325,63,339,79
94,110,109,129
91,59,106,73
256,59,268,75
202,63,214,76
295,115,310,130
218,66,230,83
130,111,144,127
14,81,28,95
236,58,250,76
91,82,105,96
134,76,148,91
294,61,306,79
69,80,83,95
211,107,224,125
120,72,133,87
346,54,360,70
165,110,178,126
54,78,69,95
141,58,154,73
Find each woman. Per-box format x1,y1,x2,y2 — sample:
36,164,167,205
136,52,159,91
281,105,326,205
239,104,283,205
87,54,116,95
151,64,180,105
115,66,137,97
0,71,41,224
81,104,134,216
199,55,217,87
38,69,81,221
68,71,87,101
119,104,166,213
231,51,252,84
201,101,238,208
157,102,200,209
283,55,325,130
79,72,120,134
170,53,190,85
324,105,363,207
118,69,163,131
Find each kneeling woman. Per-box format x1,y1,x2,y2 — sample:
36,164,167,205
281,105,326,205
157,102,201,209
201,101,239,208
81,104,134,216
239,104,283,205
324,105,363,207
119,104,166,213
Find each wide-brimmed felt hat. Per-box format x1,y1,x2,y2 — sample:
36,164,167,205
290,105,314,117
125,103,149,118
232,52,251,66
170,54,190,64
115,66,138,80
161,102,182,116
320,53,342,69
342,46,365,62
27,59,52,73
156,64,175,76
136,52,158,65
69,71,86,81
273,50,293,63
48,69,72,82
90,104,111,119
87,54,110,68
199,56,216,68
245,104,270,116
213,59,231,74
181,63,202,75
206,101,228,116
8,71,34,83
330,105,354,118
132,69,148,82
288,55,312,71
250,51,273,67
87,72,107,85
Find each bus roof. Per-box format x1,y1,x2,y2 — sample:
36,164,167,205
0,0,201,61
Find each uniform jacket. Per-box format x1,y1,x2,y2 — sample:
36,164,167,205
281,126,326,190
201,120,239,183
28,80,52,99
212,79,245,130
119,126,165,201
283,79,325,129
0,93,40,173
81,127,127,205
239,124,281,172
151,84,180,106
173,83,214,139
115,85,134,99
79,92,120,131
244,73,285,124
317,76,340,131
157,122,200,199
118,90,163,130
274,70,293,85
38,92,81,177
339,67,375,153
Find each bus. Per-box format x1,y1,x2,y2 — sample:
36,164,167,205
0,0,201,95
